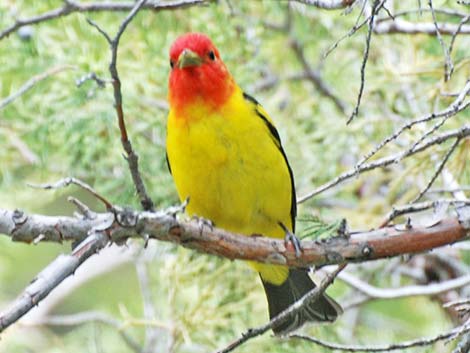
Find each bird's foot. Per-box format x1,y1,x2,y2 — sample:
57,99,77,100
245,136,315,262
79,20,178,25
166,197,189,218
279,222,302,258
192,214,214,233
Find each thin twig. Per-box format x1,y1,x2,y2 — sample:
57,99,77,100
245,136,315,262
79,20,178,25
1,128,39,164
428,0,454,81
374,19,470,35
340,271,470,300
26,311,142,353
449,13,470,57
136,260,159,353
378,8,469,20
87,0,155,211
0,231,109,333
380,199,470,227
347,0,382,124
67,196,96,220
444,297,470,309
323,0,370,58
412,137,461,203
298,124,470,203
355,79,470,168
290,323,470,352
215,264,346,353
429,186,470,194
453,333,470,353
0,65,76,109
290,39,348,114
0,0,208,41
28,177,113,210
290,0,356,9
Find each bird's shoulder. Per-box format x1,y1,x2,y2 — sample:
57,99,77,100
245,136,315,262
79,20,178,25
241,92,281,149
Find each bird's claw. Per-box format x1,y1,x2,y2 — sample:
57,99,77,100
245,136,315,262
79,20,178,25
279,222,302,258
192,214,214,232
166,197,189,218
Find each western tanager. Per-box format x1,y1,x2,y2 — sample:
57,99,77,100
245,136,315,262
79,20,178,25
166,33,342,334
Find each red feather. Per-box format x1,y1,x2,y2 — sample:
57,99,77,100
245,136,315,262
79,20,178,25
168,33,234,115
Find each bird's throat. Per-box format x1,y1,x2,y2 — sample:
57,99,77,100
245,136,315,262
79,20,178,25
169,66,235,117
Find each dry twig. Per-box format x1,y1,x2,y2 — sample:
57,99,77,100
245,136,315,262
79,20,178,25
28,177,113,210
87,0,154,211
340,271,470,300
299,124,470,202
429,0,454,81
215,264,346,353
290,39,348,114
0,0,208,41
347,0,383,124
411,137,461,203
356,80,470,169
290,324,470,352
0,231,109,333
290,0,356,10
0,65,76,109
26,311,142,353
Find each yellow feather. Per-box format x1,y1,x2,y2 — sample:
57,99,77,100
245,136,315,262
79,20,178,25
166,86,293,285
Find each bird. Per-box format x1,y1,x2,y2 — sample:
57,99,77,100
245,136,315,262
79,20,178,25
165,32,342,334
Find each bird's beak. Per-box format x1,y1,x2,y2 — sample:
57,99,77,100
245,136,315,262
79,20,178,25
177,49,203,69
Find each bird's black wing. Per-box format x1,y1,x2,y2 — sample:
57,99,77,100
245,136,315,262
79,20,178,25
243,92,297,231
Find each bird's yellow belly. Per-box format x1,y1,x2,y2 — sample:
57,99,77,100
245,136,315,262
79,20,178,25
166,99,293,285
169,119,287,238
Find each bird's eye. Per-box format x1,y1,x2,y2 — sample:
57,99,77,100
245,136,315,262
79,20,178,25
208,50,215,61
170,60,175,69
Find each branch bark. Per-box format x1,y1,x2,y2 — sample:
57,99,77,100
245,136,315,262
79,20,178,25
0,231,108,332
1,205,470,269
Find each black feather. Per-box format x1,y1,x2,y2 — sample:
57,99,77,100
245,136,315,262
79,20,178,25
243,91,296,231
261,269,342,334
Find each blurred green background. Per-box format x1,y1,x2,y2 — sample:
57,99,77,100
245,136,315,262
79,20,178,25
1,0,469,352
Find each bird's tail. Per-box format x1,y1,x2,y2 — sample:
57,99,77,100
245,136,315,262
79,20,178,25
261,268,342,335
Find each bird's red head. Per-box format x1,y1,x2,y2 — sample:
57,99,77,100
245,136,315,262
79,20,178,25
168,33,234,113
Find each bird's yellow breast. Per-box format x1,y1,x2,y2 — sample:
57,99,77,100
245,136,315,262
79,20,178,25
166,87,293,240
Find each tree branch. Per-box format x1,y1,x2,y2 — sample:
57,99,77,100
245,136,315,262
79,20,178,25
86,0,155,211
374,18,470,35
1,205,469,269
215,264,346,353
290,38,348,114
0,0,208,41
298,124,470,203
339,271,470,300
0,65,76,109
26,311,142,353
347,0,383,124
290,0,356,9
0,231,108,333
290,324,470,352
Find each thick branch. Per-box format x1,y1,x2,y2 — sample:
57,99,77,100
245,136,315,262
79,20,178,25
1,206,469,268
0,231,108,332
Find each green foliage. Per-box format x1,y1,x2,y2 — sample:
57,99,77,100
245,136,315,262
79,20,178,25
1,0,469,352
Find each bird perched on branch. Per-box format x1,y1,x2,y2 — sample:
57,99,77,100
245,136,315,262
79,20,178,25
166,32,342,334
